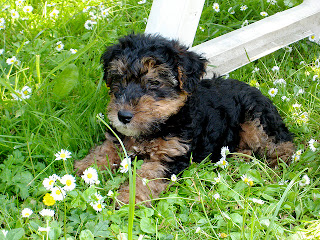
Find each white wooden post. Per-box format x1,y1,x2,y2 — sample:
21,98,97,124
145,0,320,77
145,0,205,47
191,0,320,76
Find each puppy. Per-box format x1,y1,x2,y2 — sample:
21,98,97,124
74,34,295,205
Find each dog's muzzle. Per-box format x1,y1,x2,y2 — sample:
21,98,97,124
118,110,133,124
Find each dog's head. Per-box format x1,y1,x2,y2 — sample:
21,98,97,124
101,34,207,137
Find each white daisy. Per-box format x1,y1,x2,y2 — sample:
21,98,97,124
214,173,221,183
0,25,5,30
195,227,201,233
107,190,114,197
101,8,109,18
274,78,286,85
0,18,5,25
215,157,229,169
267,0,277,5
39,209,55,217
292,153,300,162
82,167,99,184
299,174,310,187
251,198,264,204
252,67,259,73
268,88,278,97
6,56,20,65
213,193,220,200
70,48,78,54
313,75,318,81
60,174,76,191
11,9,20,19
138,0,147,4
171,174,177,182
84,20,97,30
142,178,148,186
38,227,51,232
241,174,254,186
260,11,268,17
241,20,249,28
90,201,105,212
43,175,58,190
272,66,280,71
309,34,319,43
51,187,66,201
308,139,317,152
212,3,220,12
83,6,91,12
55,41,64,51
23,6,33,13
240,5,248,11
54,149,72,160
15,0,24,6
220,146,230,158
228,7,235,14
49,9,59,18
281,96,290,102
119,157,131,173
21,208,33,218
12,86,32,101
298,112,308,123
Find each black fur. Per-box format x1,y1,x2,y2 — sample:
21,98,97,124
100,34,294,176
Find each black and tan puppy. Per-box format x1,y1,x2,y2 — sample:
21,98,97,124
75,34,295,205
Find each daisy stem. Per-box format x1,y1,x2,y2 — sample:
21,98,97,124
64,200,67,239
36,55,41,85
46,219,49,240
63,159,69,174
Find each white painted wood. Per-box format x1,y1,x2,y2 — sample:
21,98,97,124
145,0,205,47
190,0,320,77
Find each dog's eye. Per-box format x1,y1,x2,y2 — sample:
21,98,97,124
148,80,161,89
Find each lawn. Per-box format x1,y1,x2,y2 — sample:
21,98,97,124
0,0,320,239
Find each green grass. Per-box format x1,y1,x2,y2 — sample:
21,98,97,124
0,0,320,239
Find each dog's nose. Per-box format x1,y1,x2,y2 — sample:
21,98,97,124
118,110,133,124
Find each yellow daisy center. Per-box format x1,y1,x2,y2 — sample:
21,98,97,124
66,180,72,186
97,204,102,209
49,180,54,185
87,173,93,179
222,160,226,165
56,190,61,195
60,153,66,158
249,181,254,186
25,213,30,216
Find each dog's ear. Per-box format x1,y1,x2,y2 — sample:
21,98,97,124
173,44,207,93
101,44,122,87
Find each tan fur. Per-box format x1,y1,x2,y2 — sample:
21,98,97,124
74,132,121,174
117,162,169,207
238,119,295,166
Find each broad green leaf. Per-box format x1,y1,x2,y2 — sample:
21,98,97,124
140,217,156,234
52,64,79,99
6,228,25,240
79,229,94,240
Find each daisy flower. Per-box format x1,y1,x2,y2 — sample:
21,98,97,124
274,78,286,85
313,75,318,81
60,174,76,191
228,7,235,14
51,187,66,201
107,190,114,197
268,88,278,97
83,6,91,12
43,193,56,206
55,41,64,51
272,66,280,71
142,178,148,186
267,0,277,5
38,227,51,233
195,227,201,233
82,167,99,184
54,149,72,160
84,20,97,30
309,34,319,43
299,174,310,187
214,173,221,183
42,175,58,190
240,5,248,11
11,10,20,19
215,157,229,169
218,233,228,238
15,0,24,6
90,201,105,212
12,86,32,101
0,18,5,25
6,56,20,65
241,20,249,28
281,96,290,102
0,24,5,30
298,112,308,123
49,9,59,18
308,139,317,152
70,48,77,54
119,157,131,173
21,208,33,218
220,146,230,158
39,209,55,217
96,112,104,121
292,103,301,109
260,11,268,17
252,67,259,73
292,153,300,162
213,193,220,200
171,174,177,182
23,6,33,13
241,174,254,186
212,3,220,12
284,46,292,52
199,26,205,32
251,198,265,204
101,8,109,18
138,0,147,4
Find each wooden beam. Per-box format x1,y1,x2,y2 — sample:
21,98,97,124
190,0,320,77
145,0,205,47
